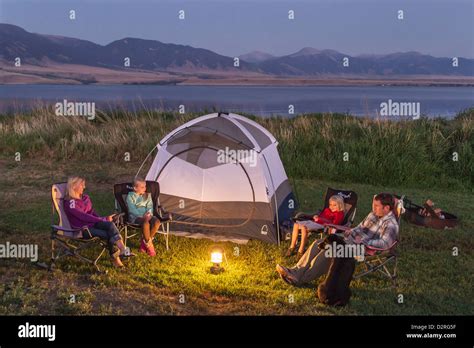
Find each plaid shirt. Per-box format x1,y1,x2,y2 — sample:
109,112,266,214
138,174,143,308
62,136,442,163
347,211,399,249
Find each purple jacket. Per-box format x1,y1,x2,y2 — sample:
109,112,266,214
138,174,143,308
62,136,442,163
64,194,106,229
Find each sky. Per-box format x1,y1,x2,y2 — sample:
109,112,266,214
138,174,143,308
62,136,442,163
1,0,473,58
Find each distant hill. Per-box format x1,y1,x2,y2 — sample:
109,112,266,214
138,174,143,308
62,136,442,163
257,48,474,76
0,23,256,73
1,23,473,77
0,23,104,66
239,50,275,63
103,38,257,72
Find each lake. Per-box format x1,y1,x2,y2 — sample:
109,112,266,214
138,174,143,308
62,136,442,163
0,84,472,117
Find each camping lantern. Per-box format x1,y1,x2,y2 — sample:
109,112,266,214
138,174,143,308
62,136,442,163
210,247,225,274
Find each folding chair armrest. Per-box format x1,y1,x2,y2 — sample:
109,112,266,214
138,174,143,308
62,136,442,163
51,225,81,233
156,205,168,214
51,225,92,238
112,212,125,225
156,205,173,222
292,211,320,222
364,241,398,252
324,223,352,231
125,222,141,228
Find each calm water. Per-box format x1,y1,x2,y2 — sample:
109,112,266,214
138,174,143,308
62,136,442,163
0,84,472,117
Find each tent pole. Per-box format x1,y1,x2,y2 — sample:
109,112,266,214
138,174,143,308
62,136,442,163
135,145,158,179
262,154,280,246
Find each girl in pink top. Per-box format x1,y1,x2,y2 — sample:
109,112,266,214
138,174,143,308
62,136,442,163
287,195,345,260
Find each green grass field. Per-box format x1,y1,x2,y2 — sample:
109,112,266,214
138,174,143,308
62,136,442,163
0,110,472,315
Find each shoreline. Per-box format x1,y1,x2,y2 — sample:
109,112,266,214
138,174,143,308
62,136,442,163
1,65,473,87
2,80,474,87
0,101,471,119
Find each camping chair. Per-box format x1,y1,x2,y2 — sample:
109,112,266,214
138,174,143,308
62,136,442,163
293,187,358,238
50,183,108,273
353,195,406,287
113,181,172,250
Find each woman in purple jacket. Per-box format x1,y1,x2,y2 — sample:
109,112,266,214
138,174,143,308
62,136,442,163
64,176,131,268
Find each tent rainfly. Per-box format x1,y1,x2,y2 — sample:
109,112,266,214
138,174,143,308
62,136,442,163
144,112,297,244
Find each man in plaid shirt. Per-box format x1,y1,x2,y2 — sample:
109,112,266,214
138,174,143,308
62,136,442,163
344,193,399,249
276,192,399,286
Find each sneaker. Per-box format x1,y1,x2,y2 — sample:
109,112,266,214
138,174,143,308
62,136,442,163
276,264,298,285
139,239,147,253
146,241,156,257
120,247,135,259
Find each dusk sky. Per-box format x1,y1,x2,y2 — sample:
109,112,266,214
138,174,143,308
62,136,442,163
1,0,473,58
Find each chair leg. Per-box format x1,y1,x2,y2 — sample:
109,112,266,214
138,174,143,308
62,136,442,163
49,238,56,271
160,222,170,250
93,247,107,274
354,255,397,282
382,263,392,277
49,238,71,268
50,236,109,272
390,257,398,288
371,256,398,288
124,225,128,248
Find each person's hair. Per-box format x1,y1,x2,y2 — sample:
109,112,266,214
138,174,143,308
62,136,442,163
133,177,146,187
329,195,345,211
67,176,85,200
374,192,395,211
133,177,148,199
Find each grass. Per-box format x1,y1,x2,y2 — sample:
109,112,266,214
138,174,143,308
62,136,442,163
0,106,472,190
0,109,473,315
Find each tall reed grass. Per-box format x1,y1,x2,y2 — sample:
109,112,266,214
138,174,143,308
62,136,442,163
0,106,472,190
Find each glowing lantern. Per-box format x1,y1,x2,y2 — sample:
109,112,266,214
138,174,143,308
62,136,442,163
211,251,223,264
210,247,225,274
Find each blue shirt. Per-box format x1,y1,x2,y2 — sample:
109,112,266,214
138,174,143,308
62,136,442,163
126,191,153,222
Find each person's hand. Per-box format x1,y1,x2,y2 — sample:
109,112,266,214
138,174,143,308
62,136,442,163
106,215,114,222
344,229,352,237
313,215,318,221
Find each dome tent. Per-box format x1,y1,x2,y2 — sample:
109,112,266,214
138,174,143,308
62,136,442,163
144,112,297,244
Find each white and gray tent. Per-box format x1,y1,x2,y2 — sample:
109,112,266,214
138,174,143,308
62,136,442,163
143,112,297,244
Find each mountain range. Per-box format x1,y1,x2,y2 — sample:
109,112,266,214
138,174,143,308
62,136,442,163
1,23,473,84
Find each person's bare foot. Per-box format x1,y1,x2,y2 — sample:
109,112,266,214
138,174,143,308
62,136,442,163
112,257,124,268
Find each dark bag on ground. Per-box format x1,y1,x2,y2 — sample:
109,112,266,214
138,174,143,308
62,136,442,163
317,235,356,306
